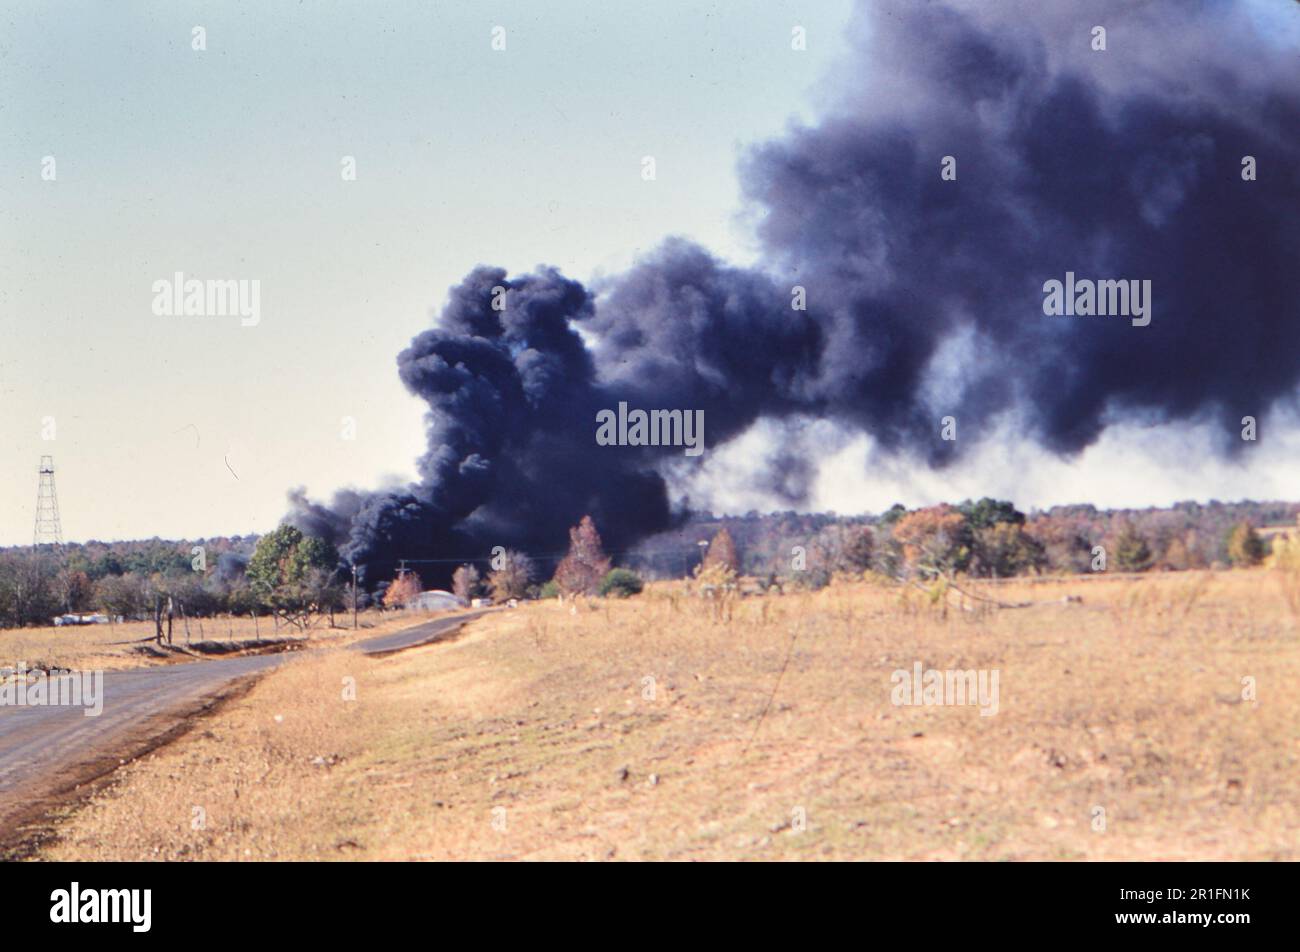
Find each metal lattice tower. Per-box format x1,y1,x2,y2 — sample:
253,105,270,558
33,455,63,547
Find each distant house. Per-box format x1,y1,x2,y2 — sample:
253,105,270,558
406,590,466,612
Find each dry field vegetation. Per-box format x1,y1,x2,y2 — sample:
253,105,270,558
1,611,431,674
36,568,1300,861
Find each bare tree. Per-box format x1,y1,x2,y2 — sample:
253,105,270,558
487,550,533,601
452,564,482,602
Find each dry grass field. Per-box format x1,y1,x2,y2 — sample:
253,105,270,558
0,610,435,674
35,568,1300,861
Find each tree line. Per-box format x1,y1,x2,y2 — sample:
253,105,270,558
0,498,1283,629
0,527,348,635
626,497,1282,587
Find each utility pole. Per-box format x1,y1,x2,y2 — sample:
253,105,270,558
351,564,358,630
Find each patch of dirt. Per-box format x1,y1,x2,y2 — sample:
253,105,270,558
133,639,306,662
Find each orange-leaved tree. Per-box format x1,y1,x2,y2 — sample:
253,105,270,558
553,515,611,597
701,527,740,574
891,504,971,578
487,549,533,601
382,571,422,609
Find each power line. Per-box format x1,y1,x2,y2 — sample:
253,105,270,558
394,547,679,565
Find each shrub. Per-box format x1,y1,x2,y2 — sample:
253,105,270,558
599,568,644,598
790,565,832,591
1114,523,1154,572
1226,522,1265,567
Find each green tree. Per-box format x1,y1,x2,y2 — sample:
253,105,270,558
1226,522,1265,567
971,523,1046,577
94,572,146,620
226,577,260,616
0,551,60,627
599,568,644,598
959,497,1024,530
879,503,908,526
1114,523,1153,572
246,525,339,623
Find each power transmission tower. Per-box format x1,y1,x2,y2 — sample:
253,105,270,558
33,455,63,547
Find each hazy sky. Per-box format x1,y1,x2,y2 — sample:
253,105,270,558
1,1,1296,546
0,0,853,544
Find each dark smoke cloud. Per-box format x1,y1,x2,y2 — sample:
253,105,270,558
214,551,249,584
291,0,1300,586
285,487,365,548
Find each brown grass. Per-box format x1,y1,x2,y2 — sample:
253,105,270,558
0,609,443,673
35,569,1300,860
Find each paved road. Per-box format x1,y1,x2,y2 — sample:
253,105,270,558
358,610,487,656
0,611,486,841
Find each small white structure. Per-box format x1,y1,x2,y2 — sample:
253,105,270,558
407,590,466,612
470,597,493,608
53,613,111,627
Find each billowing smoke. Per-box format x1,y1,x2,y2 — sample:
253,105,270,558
214,551,250,585
291,0,1300,586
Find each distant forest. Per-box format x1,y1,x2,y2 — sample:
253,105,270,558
0,498,1293,628
624,498,1296,583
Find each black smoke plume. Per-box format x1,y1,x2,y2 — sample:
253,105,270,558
291,0,1300,587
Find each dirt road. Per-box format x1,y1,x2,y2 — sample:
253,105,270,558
0,611,485,852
